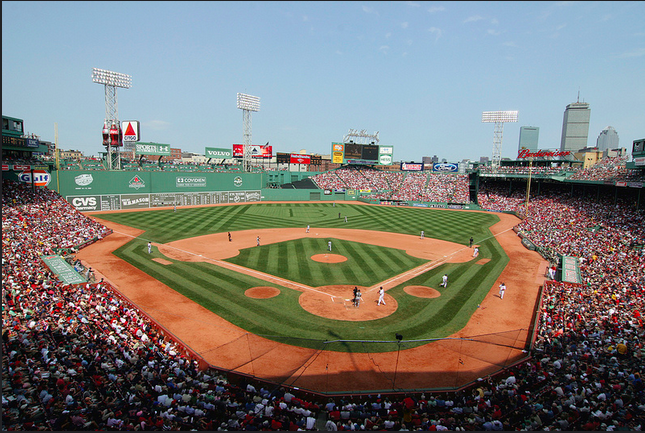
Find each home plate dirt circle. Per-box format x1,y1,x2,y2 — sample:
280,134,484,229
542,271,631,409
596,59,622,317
404,286,442,298
299,285,397,321
245,286,280,299
310,254,347,263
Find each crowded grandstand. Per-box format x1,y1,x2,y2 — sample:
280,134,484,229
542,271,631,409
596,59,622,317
3,152,645,430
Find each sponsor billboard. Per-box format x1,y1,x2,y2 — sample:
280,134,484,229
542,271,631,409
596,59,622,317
135,142,171,156
121,121,140,142
232,144,272,158
400,162,424,171
432,162,458,172
205,147,233,158
290,154,311,164
18,169,51,187
176,176,206,188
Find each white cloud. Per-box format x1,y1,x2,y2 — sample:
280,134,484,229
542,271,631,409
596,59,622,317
379,45,390,53
145,120,171,130
487,29,502,36
303,15,309,22
336,50,343,55
490,18,499,25
503,41,518,47
386,32,392,39
614,47,645,58
427,6,445,13
405,1,420,7
464,15,484,23
401,22,409,29
363,6,378,15
428,27,443,42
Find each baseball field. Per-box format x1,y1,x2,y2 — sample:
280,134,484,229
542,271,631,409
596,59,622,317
79,201,547,394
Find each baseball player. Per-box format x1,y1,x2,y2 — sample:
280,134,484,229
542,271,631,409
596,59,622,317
498,282,506,299
354,289,362,307
344,216,348,223
328,240,332,252
147,242,152,254
306,224,310,233
473,246,479,257
377,286,386,306
440,274,448,288
469,237,474,248
256,236,260,247
420,230,425,239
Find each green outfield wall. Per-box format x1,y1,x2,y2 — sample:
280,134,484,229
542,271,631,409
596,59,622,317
47,170,265,211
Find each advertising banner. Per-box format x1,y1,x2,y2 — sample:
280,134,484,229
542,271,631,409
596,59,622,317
205,147,233,158
400,162,424,171
135,142,171,156
121,121,140,142
233,144,272,158
290,154,311,164
432,162,458,172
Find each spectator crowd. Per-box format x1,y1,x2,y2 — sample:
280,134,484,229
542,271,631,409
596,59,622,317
3,172,645,430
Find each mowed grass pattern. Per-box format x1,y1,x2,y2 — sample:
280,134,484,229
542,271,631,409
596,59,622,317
226,238,428,287
98,203,508,351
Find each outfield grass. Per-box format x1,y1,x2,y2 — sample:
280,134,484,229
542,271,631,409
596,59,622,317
97,202,508,351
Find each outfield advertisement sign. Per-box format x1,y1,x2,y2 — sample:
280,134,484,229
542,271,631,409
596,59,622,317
176,176,206,188
432,163,458,172
67,191,262,211
205,147,232,159
135,142,171,156
401,162,424,171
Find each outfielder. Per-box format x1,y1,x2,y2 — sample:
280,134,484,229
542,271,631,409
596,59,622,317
440,274,448,288
328,240,332,252
147,242,152,254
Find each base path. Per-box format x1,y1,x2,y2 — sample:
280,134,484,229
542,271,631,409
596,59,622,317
78,203,547,393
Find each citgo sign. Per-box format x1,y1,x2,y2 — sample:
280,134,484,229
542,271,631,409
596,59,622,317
18,170,51,187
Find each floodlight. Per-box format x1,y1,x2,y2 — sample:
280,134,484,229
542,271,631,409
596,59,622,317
482,111,518,123
92,68,132,89
482,110,518,170
237,93,260,112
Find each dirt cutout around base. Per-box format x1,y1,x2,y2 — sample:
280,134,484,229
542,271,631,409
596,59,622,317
245,287,280,299
152,258,173,265
310,253,347,263
404,285,441,298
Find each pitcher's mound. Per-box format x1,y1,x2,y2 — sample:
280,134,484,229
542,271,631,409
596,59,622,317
245,287,280,299
404,286,441,298
311,254,347,263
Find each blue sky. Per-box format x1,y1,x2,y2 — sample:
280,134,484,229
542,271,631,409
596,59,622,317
3,1,644,163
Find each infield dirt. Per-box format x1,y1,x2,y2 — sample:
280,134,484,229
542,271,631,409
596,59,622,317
78,202,548,393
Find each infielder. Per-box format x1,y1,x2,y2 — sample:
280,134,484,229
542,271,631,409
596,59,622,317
147,242,152,254
420,230,425,239
440,274,448,288
473,246,479,257
256,236,260,247
306,224,310,233
377,287,386,306
328,240,332,252
498,282,506,299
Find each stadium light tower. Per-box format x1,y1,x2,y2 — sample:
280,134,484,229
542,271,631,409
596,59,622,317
482,110,518,170
92,68,132,170
237,93,261,172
